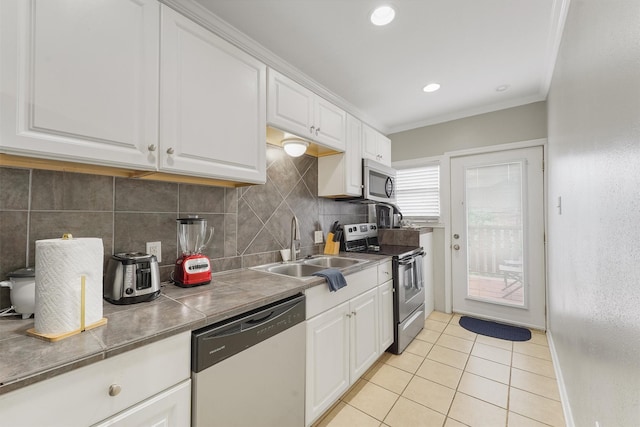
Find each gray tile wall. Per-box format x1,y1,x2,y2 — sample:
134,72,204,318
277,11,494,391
0,146,367,308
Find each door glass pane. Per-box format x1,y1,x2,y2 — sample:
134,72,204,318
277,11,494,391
466,162,524,306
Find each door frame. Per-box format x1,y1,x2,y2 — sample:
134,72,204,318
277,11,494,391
442,138,548,329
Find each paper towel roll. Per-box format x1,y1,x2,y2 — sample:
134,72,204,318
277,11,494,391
34,237,104,335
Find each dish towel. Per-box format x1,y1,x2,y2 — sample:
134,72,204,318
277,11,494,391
312,269,347,292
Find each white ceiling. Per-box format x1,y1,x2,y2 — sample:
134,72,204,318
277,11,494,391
191,0,569,134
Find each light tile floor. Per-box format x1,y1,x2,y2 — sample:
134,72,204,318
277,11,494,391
314,312,566,427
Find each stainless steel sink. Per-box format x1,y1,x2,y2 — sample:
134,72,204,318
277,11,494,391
251,256,368,278
303,256,367,268
265,263,325,277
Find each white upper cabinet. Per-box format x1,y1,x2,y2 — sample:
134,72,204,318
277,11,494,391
362,124,392,166
160,6,266,183
318,113,363,197
0,0,159,169
267,69,346,151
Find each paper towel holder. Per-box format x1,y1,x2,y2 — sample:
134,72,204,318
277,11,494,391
27,274,108,342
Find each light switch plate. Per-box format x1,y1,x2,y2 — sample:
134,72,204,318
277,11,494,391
314,231,324,244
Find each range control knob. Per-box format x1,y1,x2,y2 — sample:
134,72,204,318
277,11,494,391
125,288,134,295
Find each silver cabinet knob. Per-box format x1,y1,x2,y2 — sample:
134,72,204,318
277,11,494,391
310,126,315,134
166,147,174,155
147,144,157,152
453,244,460,250
108,384,121,397
346,313,352,318
315,127,320,136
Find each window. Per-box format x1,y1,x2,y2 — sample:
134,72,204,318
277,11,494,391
395,163,440,219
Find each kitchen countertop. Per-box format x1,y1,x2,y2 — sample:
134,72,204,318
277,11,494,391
0,252,389,395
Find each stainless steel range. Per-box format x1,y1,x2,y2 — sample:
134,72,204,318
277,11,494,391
343,223,425,354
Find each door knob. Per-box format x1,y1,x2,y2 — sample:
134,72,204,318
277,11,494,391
453,244,460,250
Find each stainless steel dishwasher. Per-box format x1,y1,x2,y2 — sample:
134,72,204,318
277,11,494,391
191,293,306,427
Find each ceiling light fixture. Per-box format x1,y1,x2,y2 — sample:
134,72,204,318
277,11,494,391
423,83,441,93
282,137,309,157
496,84,510,92
370,6,395,26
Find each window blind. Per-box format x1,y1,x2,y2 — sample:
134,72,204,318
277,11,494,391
396,163,440,219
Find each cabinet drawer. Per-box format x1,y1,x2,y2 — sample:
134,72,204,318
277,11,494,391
306,267,377,319
378,261,393,284
0,332,190,427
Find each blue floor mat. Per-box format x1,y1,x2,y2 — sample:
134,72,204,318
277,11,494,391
459,316,531,341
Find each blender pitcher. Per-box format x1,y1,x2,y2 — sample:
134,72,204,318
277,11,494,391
174,217,214,287
177,217,214,255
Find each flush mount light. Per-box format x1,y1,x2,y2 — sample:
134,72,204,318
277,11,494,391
423,83,441,93
370,5,395,26
282,137,309,157
496,84,510,92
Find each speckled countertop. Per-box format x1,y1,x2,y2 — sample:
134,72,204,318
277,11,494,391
0,252,389,395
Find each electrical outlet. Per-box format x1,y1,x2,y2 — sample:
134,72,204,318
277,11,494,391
314,230,324,244
146,241,162,262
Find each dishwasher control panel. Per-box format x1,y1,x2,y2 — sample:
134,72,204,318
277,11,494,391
191,293,305,373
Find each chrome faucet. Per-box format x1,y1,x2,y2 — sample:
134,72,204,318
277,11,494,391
290,215,300,262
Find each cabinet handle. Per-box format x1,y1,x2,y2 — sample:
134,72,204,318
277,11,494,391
108,384,122,397
315,127,320,136
346,313,352,318
147,144,157,152
352,311,357,316
310,126,315,134
166,147,175,155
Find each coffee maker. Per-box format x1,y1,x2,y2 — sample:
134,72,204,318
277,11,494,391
173,217,214,287
375,203,403,229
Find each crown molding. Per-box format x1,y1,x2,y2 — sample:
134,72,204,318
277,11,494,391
160,0,389,134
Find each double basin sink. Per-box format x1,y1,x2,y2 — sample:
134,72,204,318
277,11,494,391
251,255,368,278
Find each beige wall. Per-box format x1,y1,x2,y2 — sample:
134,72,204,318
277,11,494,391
389,101,547,160
546,0,640,425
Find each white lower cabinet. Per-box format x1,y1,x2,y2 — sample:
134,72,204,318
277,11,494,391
0,332,191,427
305,265,393,426
306,301,351,425
92,380,191,427
378,279,394,352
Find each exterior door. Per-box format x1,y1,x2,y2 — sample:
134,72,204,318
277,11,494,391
451,146,545,329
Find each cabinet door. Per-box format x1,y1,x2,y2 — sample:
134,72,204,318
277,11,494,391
160,6,266,183
377,134,392,166
378,280,394,353
314,97,346,151
362,124,391,166
267,69,314,139
362,124,379,162
345,114,363,195
0,0,158,169
306,302,350,426
92,380,191,427
350,287,379,381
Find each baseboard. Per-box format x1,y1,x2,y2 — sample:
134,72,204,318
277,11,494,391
547,330,575,427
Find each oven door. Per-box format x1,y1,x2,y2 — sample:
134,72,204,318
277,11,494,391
395,253,425,322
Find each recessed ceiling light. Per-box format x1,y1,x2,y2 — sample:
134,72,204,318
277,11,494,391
370,6,395,26
423,83,441,93
496,84,510,92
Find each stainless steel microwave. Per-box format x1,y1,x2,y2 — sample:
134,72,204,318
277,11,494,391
363,159,397,204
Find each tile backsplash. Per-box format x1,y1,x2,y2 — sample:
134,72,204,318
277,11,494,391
0,145,367,308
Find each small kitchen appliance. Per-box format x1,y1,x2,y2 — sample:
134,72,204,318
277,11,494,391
375,203,403,229
174,217,214,287
0,267,36,319
103,252,160,304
